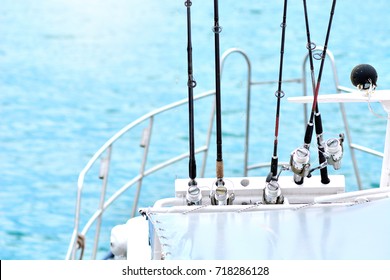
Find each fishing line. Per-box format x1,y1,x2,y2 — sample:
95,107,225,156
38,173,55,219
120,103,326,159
185,0,197,187
269,0,288,180
367,88,389,120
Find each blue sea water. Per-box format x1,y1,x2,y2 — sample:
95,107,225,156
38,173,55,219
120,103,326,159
1,0,389,260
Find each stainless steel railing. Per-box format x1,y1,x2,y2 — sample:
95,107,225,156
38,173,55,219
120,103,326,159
66,47,383,259
66,89,216,260
66,48,254,260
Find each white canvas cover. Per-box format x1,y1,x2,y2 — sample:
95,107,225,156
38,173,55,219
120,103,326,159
147,198,390,259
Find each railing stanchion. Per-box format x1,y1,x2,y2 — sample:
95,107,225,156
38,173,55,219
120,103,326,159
131,117,154,218
92,145,112,259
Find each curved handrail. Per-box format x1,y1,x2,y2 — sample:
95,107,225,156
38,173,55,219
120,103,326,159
221,49,252,176
67,48,255,260
80,145,209,237
77,89,215,191
66,90,215,260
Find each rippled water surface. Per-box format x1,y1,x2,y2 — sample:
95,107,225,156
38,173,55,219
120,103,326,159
1,0,389,259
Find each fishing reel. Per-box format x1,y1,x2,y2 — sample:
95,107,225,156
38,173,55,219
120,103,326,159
290,134,344,182
324,134,344,170
210,179,235,205
306,134,344,176
186,181,202,206
290,146,311,185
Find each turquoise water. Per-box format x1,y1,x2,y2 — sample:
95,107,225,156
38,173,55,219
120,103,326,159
1,0,389,260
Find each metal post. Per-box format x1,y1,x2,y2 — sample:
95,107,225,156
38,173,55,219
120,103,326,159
131,117,154,218
92,145,112,259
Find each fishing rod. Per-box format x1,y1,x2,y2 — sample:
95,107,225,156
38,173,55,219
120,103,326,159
184,0,202,206
264,0,288,204
290,0,343,184
289,0,318,184
213,0,223,185
210,0,234,206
